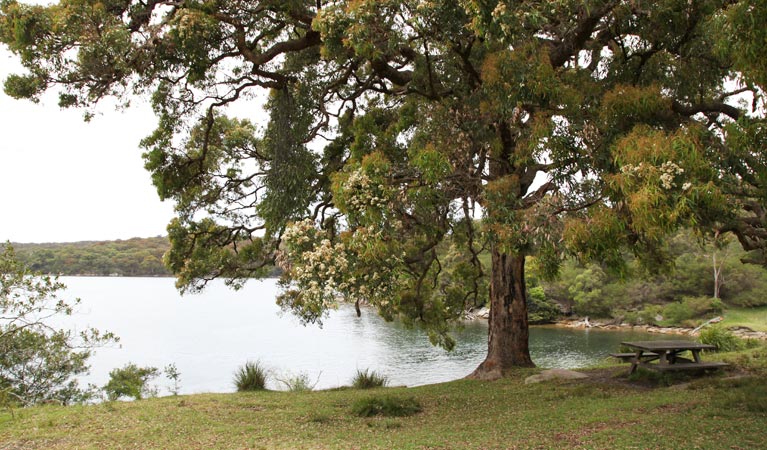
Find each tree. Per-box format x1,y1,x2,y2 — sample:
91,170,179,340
0,243,116,405
2,1,767,379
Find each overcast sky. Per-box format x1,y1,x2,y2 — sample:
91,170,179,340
0,48,176,243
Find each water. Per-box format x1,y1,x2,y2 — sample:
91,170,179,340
57,277,674,394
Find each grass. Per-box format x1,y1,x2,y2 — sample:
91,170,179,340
721,306,767,332
1,353,766,449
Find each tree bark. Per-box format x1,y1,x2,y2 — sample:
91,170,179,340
468,246,535,380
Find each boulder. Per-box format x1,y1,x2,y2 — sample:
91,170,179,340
524,369,589,384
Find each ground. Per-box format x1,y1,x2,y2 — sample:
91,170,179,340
1,348,765,449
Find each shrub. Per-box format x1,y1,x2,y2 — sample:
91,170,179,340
637,305,664,326
0,243,117,406
351,369,388,389
699,326,743,352
351,395,422,417
103,363,160,401
663,297,723,326
164,363,181,396
527,286,560,324
233,361,268,392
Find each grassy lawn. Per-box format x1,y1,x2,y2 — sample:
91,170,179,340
2,352,766,450
722,306,767,332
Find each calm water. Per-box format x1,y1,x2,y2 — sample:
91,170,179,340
58,277,674,394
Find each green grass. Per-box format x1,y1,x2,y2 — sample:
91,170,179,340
722,306,767,332
1,358,766,449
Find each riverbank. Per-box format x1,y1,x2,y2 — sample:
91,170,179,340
466,306,767,340
2,349,764,449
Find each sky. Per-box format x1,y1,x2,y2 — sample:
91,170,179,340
0,48,176,243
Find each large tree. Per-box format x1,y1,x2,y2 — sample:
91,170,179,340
2,0,766,379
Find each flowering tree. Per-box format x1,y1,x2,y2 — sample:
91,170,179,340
2,0,767,379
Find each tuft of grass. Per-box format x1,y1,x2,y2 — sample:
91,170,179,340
233,361,268,392
351,395,421,417
350,369,388,389
275,371,319,392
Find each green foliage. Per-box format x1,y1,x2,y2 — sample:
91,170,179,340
351,369,388,390
350,395,422,417
526,286,560,324
0,243,116,406
662,297,723,326
233,361,268,392
12,237,171,276
698,326,744,353
0,329,91,406
546,230,767,321
103,363,160,401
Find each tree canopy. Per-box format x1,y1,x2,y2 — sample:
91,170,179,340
3,0,767,378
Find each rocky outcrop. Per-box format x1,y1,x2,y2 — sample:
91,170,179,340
555,318,767,340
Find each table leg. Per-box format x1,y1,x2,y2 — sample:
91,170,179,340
659,350,670,367
692,349,701,363
630,350,643,374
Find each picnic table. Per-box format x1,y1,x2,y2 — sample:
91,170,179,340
618,340,729,374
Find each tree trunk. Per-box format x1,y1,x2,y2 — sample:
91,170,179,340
468,246,534,380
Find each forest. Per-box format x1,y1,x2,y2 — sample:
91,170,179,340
12,237,171,277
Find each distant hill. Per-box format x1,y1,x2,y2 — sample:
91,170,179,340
12,237,171,277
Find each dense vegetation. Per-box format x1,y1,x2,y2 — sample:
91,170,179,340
534,230,767,325
12,237,170,277
11,237,284,278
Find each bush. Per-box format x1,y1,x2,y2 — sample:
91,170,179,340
527,286,560,324
164,363,181,396
0,329,92,406
103,363,160,401
351,395,422,417
637,305,664,326
0,243,117,406
663,297,723,326
351,369,388,389
233,361,268,392
699,326,744,352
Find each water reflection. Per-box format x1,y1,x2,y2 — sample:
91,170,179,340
58,277,682,394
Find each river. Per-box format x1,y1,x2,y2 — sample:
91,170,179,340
57,277,674,394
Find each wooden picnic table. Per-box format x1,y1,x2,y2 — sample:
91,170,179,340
620,340,728,374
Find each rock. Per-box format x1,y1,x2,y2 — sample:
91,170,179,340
524,369,589,385
473,307,490,319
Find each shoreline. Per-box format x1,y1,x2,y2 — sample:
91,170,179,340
548,318,767,340
551,318,767,340
465,307,767,340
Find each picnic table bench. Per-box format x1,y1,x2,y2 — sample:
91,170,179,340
618,340,729,374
